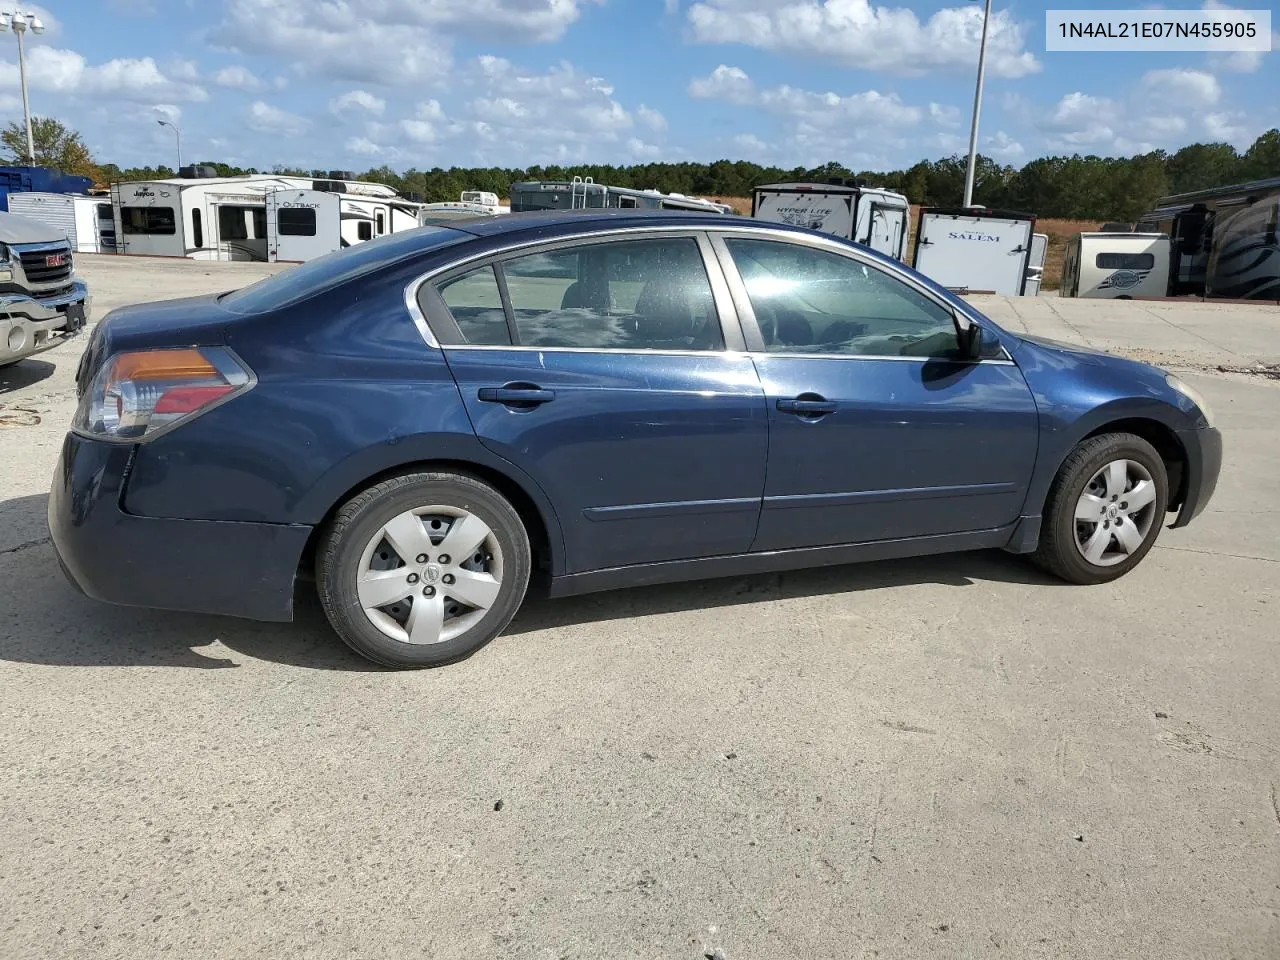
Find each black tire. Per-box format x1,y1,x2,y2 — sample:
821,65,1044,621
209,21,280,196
1031,432,1169,585
316,471,531,668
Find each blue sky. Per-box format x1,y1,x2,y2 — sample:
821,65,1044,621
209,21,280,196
0,0,1275,172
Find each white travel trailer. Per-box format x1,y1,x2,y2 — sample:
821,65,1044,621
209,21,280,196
1060,232,1172,299
7,192,115,253
459,191,508,214
750,181,910,260
912,207,1038,295
265,188,429,262
111,172,400,261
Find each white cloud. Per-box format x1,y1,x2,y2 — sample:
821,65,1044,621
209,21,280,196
214,64,261,90
627,137,662,159
454,57,636,163
330,89,387,117
689,64,755,104
345,136,382,156
0,47,209,102
246,100,309,136
1139,68,1221,109
152,104,182,124
169,59,200,82
400,119,438,142
929,102,961,127
733,132,771,159
689,64,919,166
984,130,1024,161
638,104,668,132
213,0,601,84
1038,78,1257,155
690,65,920,126
687,0,1040,78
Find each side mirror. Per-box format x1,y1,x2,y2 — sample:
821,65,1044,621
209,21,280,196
955,315,984,361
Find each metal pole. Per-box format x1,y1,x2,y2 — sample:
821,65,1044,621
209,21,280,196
174,127,182,170
962,0,993,208
16,26,34,164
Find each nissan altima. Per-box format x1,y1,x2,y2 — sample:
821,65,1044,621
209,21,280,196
49,211,1221,667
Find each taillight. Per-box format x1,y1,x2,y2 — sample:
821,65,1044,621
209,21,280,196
73,346,254,441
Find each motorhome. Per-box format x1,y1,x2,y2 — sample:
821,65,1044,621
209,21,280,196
264,188,426,262
7,191,115,253
510,177,733,214
1204,191,1280,301
1059,232,1172,299
912,207,1038,295
110,168,399,261
1136,176,1280,298
750,181,910,260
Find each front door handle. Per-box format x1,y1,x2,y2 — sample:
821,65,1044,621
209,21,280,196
777,397,837,417
477,385,556,407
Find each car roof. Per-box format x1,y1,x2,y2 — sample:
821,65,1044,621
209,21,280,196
448,208,787,238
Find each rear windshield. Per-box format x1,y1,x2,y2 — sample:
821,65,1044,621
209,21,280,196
220,225,467,314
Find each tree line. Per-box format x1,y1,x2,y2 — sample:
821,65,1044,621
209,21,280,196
5,116,1279,223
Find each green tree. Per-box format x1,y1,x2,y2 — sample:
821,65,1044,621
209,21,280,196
1,115,99,178
1240,129,1280,181
1165,142,1239,194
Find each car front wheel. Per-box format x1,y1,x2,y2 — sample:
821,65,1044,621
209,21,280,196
1032,432,1169,584
316,471,531,668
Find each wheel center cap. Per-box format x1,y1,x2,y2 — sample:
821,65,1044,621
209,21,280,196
1108,505,1119,519
423,563,442,584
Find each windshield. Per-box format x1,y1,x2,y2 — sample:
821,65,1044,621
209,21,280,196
220,225,467,314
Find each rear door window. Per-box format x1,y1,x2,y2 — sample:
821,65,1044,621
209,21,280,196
496,238,723,350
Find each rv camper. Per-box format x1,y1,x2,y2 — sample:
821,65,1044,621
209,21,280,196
459,191,508,214
111,169,399,261
1060,233,1172,299
7,192,115,253
750,182,910,260
264,188,429,262
912,207,1038,295
1136,176,1280,299
509,177,733,214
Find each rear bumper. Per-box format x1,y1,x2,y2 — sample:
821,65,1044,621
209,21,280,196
1171,425,1222,528
0,279,90,364
48,432,311,622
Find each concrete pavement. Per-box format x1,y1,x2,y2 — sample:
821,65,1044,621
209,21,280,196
1,257,1277,960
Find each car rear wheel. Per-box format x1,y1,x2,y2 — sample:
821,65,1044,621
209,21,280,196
316,471,531,668
1032,432,1169,584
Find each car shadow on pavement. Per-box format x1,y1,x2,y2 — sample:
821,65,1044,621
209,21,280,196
508,550,1063,637
1,489,1062,671
0,358,57,394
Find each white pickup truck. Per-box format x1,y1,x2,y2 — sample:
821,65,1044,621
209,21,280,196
0,210,92,366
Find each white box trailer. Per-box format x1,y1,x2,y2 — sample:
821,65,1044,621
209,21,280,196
1060,232,1172,299
7,192,115,253
912,207,1037,295
751,182,910,260
265,189,431,262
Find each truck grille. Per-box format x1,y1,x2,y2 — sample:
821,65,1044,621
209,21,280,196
20,245,74,285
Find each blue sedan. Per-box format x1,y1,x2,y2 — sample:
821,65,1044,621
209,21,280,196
49,211,1222,667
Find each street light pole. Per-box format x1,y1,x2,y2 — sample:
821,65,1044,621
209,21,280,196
157,120,182,170
962,0,993,208
0,11,47,165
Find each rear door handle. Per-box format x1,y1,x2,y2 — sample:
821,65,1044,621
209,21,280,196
477,386,556,406
777,397,838,416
